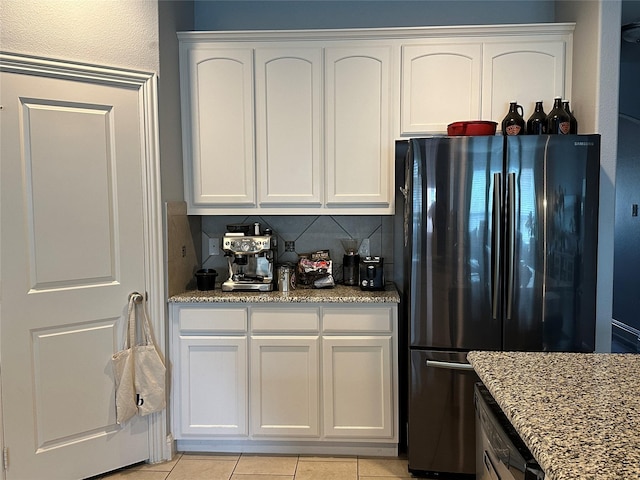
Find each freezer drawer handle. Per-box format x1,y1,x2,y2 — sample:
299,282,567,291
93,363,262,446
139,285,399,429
425,360,475,371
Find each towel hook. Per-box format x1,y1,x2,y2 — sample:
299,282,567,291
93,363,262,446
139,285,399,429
128,292,144,304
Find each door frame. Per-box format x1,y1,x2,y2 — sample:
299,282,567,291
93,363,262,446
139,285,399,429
0,52,169,464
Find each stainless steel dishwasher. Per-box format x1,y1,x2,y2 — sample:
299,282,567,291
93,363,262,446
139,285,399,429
474,383,545,480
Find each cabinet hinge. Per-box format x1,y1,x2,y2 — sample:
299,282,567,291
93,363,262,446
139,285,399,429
3,446,8,471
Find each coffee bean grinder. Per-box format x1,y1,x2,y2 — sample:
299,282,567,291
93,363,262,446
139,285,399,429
340,238,362,286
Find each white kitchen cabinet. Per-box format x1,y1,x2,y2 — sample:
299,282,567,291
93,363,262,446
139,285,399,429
401,43,482,134
322,336,394,439
256,44,395,211
179,25,573,211
398,27,572,135
250,306,320,437
255,47,323,206
171,306,249,438
482,39,571,129
178,336,248,436
325,45,394,207
170,301,398,455
250,336,320,437
322,306,396,440
178,34,397,215
179,46,255,208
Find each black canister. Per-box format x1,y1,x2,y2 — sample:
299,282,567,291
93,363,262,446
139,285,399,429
195,269,217,291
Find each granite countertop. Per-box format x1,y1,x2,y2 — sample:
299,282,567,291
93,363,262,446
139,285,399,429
467,351,640,480
169,283,400,304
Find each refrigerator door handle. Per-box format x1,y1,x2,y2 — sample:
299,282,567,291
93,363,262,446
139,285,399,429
492,172,502,320
506,172,516,320
425,360,475,371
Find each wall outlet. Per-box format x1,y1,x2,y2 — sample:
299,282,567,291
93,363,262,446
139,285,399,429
208,237,220,256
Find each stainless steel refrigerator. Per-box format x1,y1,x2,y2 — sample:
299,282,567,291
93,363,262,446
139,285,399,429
401,135,600,477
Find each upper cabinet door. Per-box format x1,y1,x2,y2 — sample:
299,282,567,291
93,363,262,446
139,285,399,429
401,43,482,134
180,46,256,208
325,45,393,208
482,40,570,128
255,47,323,206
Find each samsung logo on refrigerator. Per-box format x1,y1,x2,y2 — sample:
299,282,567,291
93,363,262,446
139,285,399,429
574,141,595,146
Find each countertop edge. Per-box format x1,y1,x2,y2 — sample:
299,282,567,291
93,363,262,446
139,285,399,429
468,351,556,478
168,284,400,304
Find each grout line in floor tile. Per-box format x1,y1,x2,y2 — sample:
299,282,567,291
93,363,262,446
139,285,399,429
164,452,411,480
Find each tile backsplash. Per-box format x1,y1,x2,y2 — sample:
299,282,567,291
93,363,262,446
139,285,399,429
201,214,395,285
166,201,398,294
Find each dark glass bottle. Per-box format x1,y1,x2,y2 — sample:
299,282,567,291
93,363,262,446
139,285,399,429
502,101,525,136
546,96,571,134
526,101,546,135
562,101,578,134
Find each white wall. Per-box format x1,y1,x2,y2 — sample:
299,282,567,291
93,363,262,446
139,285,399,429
556,0,622,352
0,0,159,73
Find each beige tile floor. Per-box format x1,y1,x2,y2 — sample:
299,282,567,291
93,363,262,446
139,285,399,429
95,453,417,480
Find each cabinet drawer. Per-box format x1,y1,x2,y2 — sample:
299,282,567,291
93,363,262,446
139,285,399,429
323,307,394,333
251,307,320,333
179,307,248,333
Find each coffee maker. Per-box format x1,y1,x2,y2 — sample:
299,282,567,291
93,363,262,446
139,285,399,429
221,223,275,292
359,256,385,290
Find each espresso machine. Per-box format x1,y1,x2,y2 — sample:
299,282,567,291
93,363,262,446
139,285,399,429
221,223,276,292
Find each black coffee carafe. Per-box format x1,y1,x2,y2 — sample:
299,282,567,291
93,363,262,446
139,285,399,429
502,101,525,136
526,101,546,135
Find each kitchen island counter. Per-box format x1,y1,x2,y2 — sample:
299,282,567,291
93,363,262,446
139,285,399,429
169,283,400,303
467,351,640,480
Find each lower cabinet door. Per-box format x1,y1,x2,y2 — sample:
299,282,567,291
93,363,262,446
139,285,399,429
177,336,248,436
322,336,394,439
250,336,320,437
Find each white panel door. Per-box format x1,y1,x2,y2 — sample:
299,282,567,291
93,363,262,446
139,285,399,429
322,336,394,439
177,336,248,437
250,336,320,437
401,43,482,134
325,45,393,207
255,47,322,205
0,70,150,479
181,46,255,208
482,40,568,127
